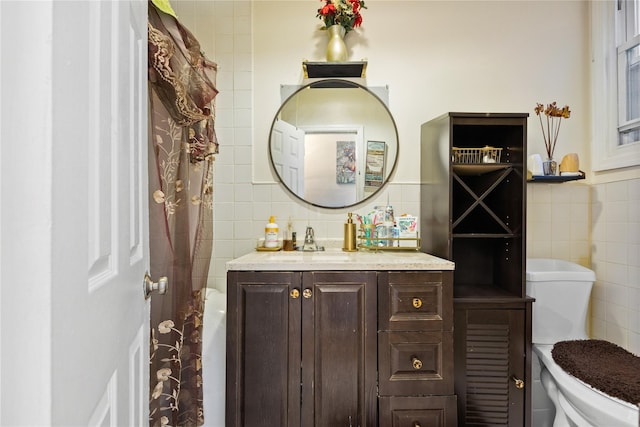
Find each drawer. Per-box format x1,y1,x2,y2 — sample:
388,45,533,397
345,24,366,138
379,396,458,427
378,271,453,331
378,331,454,396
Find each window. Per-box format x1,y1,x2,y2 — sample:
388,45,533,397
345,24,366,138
591,0,640,170
617,0,640,146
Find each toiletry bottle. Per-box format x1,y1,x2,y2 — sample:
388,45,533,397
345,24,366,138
283,216,294,251
264,216,279,248
343,212,357,252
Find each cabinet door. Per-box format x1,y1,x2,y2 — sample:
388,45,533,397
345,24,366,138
301,271,377,427
226,271,302,427
454,306,526,426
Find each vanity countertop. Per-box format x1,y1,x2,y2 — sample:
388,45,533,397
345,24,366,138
226,248,454,271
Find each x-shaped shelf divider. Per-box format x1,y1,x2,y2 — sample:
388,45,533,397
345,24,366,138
452,166,515,234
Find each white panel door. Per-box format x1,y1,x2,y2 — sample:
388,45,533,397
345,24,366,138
72,1,149,426
1,1,149,425
0,0,149,426
1,1,150,425
53,1,150,425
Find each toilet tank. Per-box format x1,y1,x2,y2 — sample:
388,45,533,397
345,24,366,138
526,258,596,345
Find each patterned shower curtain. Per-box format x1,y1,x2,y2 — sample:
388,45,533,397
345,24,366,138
147,2,218,426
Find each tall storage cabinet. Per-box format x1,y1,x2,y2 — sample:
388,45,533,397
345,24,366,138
420,113,532,427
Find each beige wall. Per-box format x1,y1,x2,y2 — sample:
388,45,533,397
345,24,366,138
171,0,639,355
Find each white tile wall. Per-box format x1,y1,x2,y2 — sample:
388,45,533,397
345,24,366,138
591,178,640,355
526,182,591,267
170,1,258,290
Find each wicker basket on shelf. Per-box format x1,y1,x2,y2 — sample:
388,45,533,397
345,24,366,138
452,146,502,164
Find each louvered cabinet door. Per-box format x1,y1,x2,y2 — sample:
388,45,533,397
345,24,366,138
453,303,531,427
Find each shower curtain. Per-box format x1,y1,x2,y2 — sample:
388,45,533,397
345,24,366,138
147,2,218,426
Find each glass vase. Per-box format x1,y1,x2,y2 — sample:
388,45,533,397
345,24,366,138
543,158,557,176
326,24,347,62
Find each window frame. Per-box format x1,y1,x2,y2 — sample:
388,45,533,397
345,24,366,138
591,0,640,171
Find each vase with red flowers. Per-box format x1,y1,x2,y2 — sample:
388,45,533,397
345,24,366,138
316,0,367,62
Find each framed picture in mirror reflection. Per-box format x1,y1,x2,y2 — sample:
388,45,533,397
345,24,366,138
365,140,386,188
336,140,356,184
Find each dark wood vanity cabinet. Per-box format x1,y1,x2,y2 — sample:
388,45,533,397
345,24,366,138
225,271,298,427
226,270,377,427
378,271,457,427
227,269,456,427
421,113,532,427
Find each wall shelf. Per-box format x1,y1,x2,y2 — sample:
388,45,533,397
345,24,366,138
527,171,585,183
302,60,367,78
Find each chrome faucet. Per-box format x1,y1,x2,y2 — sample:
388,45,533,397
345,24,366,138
302,226,317,251
301,226,324,251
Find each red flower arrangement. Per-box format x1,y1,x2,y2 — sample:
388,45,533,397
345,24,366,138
317,0,367,33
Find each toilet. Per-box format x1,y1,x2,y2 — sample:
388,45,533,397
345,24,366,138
526,258,639,427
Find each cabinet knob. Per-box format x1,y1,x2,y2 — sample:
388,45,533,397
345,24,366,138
413,422,421,427
511,375,524,389
411,356,423,370
290,288,300,299
412,297,423,309
303,288,313,299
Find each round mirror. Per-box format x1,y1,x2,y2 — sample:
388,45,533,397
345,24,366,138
269,79,399,209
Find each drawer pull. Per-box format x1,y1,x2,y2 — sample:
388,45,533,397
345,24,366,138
511,375,524,389
411,356,423,370
412,297,423,309
290,289,300,299
413,422,421,427
303,288,313,299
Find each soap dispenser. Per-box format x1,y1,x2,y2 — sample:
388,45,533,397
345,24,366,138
342,212,357,252
264,216,279,248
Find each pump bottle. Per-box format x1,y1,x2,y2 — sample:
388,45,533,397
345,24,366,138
264,216,279,248
343,212,357,252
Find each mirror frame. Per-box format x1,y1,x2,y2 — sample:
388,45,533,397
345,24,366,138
268,79,399,209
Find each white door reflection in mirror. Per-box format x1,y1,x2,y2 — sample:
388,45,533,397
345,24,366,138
304,127,364,207
271,119,305,196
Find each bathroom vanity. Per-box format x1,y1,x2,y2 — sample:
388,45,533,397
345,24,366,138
226,250,456,426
